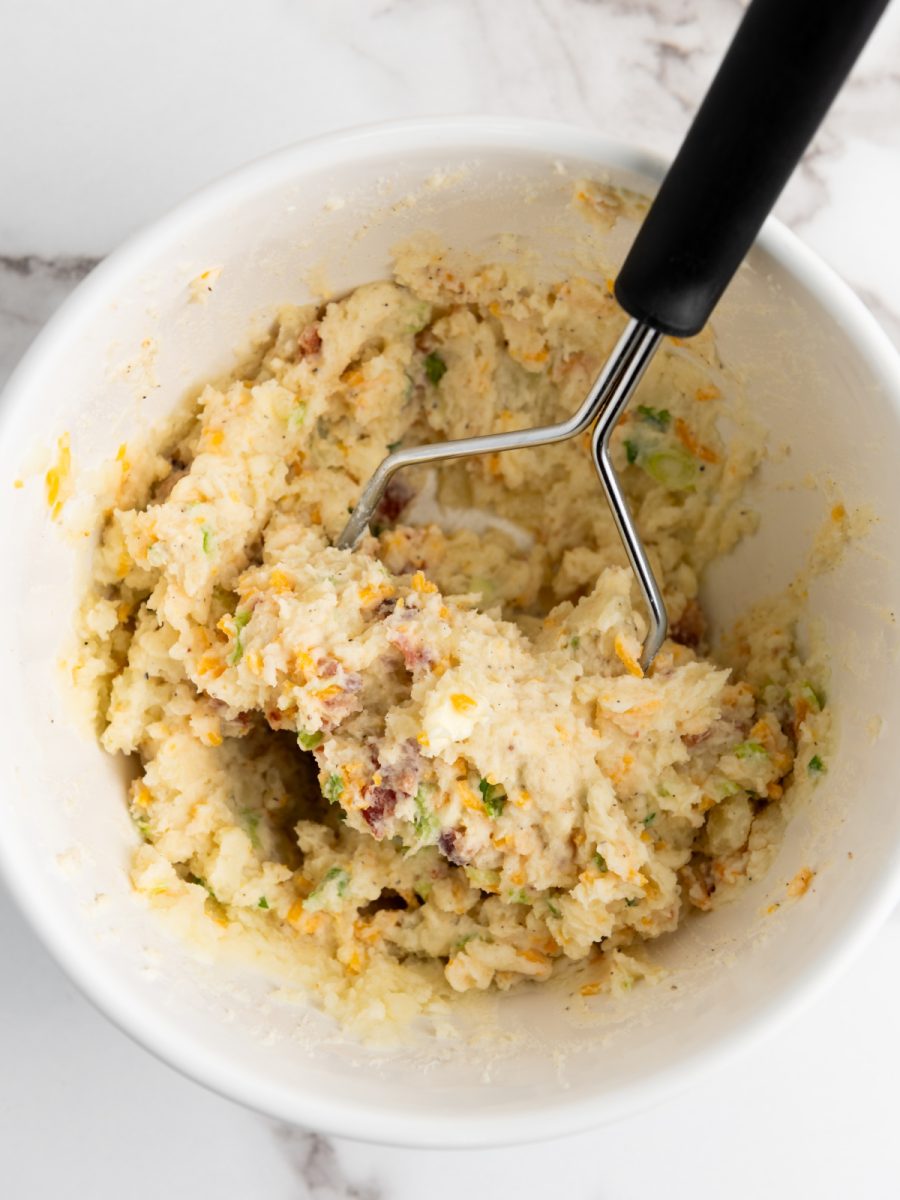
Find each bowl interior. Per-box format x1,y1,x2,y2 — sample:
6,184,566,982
1,121,899,1145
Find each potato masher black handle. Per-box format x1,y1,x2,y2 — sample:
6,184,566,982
615,0,891,338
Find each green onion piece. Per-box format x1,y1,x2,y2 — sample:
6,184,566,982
387,440,402,452
800,682,826,711
644,447,698,490
201,525,215,556
414,879,432,901
733,740,767,759
413,787,439,842
258,897,269,909
424,351,447,385
241,808,261,849
298,729,324,751
625,897,639,907
624,438,639,465
187,873,217,901
508,888,531,905
642,811,657,827
478,778,507,818
288,400,307,430
593,852,608,873
569,635,581,650
323,773,343,803
305,866,350,910
637,404,671,431
546,898,562,919
229,609,251,665
808,755,826,775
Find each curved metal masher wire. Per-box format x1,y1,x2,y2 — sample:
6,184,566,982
337,317,667,670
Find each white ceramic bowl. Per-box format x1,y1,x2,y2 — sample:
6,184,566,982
1,118,899,1148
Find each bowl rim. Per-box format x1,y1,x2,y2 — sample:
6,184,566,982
2,114,900,1148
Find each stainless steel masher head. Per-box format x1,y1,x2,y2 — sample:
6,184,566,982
338,0,889,670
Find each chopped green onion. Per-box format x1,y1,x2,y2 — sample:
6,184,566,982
424,351,447,385
625,897,639,907
453,932,478,950
414,879,432,901
298,729,324,751
387,440,402,452
546,898,562,919
624,438,639,464
808,755,826,775
800,682,826,711
569,635,581,649
733,740,767,759
288,400,308,430
323,773,343,803
508,888,531,905
201,525,215,556
478,778,507,818
241,808,261,849
642,811,657,827
229,609,251,665
258,896,269,909
716,777,741,797
637,404,671,431
413,787,439,842
305,866,350,910
644,447,698,490
187,873,217,901
593,852,608,873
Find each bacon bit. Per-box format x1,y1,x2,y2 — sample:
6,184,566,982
675,417,719,464
614,635,644,678
375,475,414,524
268,568,292,592
361,786,397,836
671,598,706,649
451,693,476,713
831,503,847,523
787,867,815,898
438,829,467,866
695,384,720,402
580,981,602,996
296,323,322,359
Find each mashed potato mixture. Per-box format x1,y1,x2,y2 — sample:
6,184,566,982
78,228,828,1027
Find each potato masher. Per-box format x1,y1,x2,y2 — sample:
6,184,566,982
339,0,889,669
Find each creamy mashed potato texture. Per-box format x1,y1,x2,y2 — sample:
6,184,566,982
77,225,828,1027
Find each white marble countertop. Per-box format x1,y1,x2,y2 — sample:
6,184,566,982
2,1,899,1195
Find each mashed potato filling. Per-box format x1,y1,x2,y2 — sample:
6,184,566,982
79,230,827,1016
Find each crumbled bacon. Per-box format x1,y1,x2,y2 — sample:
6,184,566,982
387,628,436,672
375,476,414,524
295,323,322,359
438,829,468,867
361,786,397,836
379,738,423,796
671,598,706,649
683,728,713,748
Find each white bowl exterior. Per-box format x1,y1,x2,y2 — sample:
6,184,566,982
0,118,899,1146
